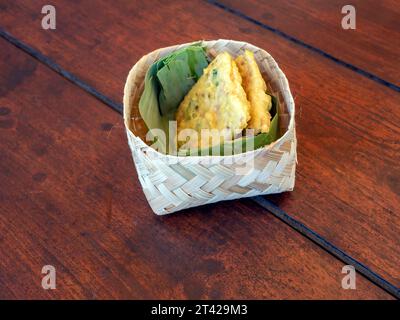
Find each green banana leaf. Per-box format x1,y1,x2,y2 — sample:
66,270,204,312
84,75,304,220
157,47,208,119
178,95,280,156
138,44,209,154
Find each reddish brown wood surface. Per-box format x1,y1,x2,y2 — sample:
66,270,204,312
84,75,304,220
219,0,400,86
1,38,391,299
1,0,398,289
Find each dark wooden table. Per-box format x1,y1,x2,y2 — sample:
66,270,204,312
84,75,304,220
0,0,399,299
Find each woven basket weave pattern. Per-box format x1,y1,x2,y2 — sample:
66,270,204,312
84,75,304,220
123,40,296,215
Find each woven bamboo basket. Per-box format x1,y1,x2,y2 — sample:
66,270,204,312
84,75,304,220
123,39,296,215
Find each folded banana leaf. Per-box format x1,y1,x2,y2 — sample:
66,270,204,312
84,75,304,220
139,44,209,153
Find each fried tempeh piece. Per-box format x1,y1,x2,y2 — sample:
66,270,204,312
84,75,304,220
235,50,272,134
176,52,250,149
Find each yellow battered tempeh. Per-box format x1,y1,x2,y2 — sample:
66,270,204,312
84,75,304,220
235,50,272,134
176,51,250,149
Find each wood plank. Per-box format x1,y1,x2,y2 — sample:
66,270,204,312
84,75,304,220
0,39,391,299
217,0,400,86
1,0,399,288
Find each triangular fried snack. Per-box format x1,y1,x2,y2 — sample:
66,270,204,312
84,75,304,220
176,52,250,149
235,50,272,134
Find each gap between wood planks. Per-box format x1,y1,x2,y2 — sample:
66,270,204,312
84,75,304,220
207,0,400,93
1,28,399,299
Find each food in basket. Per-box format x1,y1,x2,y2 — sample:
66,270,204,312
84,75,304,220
124,40,296,214
139,43,279,156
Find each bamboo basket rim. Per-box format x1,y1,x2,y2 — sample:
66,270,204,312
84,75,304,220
123,39,295,160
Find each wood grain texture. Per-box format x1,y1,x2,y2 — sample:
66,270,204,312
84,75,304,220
0,0,399,292
0,39,391,299
218,0,400,86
